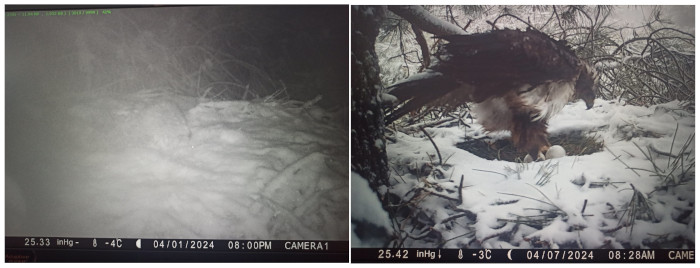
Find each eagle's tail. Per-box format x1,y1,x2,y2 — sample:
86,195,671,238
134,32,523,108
384,71,459,124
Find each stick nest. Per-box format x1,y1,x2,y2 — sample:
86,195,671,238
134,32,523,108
457,131,604,162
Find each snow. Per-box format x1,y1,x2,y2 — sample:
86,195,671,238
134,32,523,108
351,172,394,248
5,89,348,241
385,70,444,90
378,93,398,104
353,100,694,249
351,172,391,230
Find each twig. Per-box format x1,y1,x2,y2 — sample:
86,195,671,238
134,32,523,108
478,225,515,244
422,188,460,203
439,231,473,248
601,223,627,234
535,161,558,186
419,126,443,165
443,152,456,165
406,227,436,240
632,142,664,178
491,13,536,29
497,192,560,209
425,152,434,166
473,168,507,178
409,116,455,130
668,123,679,168
526,184,564,212
458,175,464,205
605,145,641,176
440,212,472,224
391,166,407,183
651,144,691,158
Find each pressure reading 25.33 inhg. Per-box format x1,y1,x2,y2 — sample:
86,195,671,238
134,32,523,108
23,238,50,247
227,241,272,250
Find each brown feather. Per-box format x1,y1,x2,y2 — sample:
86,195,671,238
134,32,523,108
385,28,597,159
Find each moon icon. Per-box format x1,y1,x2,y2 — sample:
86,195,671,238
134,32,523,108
507,249,512,260
136,239,141,249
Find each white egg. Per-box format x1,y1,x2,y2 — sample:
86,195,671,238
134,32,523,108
546,145,566,159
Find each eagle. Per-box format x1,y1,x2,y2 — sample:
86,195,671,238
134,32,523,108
385,28,597,160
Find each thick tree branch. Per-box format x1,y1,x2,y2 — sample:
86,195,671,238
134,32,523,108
388,6,466,36
411,23,431,70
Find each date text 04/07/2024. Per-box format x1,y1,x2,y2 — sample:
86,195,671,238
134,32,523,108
353,249,695,262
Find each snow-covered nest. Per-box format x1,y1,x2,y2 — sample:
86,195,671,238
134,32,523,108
353,100,694,249
456,130,603,163
6,89,348,241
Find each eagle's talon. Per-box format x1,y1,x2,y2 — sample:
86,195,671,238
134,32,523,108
523,152,545,163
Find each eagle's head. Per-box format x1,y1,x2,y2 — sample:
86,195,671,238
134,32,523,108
574,63,597,110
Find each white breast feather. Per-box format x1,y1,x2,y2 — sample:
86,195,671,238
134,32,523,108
522,81,575,122
473,80,576,133
474,97,512,132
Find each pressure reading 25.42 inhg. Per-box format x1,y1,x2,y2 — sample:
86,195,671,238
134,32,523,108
227,241,272,250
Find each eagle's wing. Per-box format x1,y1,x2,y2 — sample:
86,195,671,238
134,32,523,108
434,29,583,102
386,29,586,124
384,71,461,124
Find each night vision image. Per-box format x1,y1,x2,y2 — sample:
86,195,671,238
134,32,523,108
6,5,348,243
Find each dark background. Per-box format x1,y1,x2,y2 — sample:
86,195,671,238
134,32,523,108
6,5,348,108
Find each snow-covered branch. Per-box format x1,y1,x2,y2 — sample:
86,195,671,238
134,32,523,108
388,6,466,36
